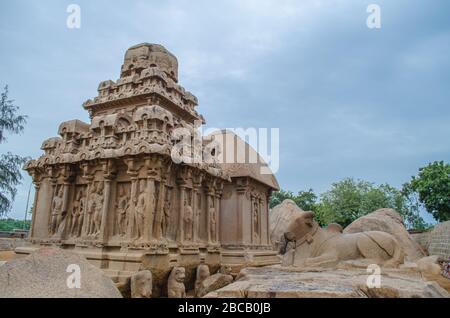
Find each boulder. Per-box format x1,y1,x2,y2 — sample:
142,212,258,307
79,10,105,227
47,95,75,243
269,199,304,248
197,273,234,298
0,247,122,298
205,266,449,298
344,208,425,261
427,221,450,259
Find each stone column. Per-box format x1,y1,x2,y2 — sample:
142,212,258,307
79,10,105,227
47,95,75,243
81,175,94,237
127,172,139,240
192,185,199,242
153,176,166,240
250,194,255,244
206,188,214,244
28,170,41,239
235,178,248,245
177,184,186,243
99,176,114,243
214,191,221,243
48,176,58,236
259,197,263,245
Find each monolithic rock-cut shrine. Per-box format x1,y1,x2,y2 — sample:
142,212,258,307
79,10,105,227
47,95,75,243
16,43,279,295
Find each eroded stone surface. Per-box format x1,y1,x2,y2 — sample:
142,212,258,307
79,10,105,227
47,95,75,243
197,273,234,298
279,210,405,268
269,199,304,249
0,247,122,298
205,266,449,298
344,208,426,261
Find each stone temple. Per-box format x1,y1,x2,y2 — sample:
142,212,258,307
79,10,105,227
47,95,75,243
16,43,279,295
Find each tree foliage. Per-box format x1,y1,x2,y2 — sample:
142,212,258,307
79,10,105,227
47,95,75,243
0,218,30,231
0,85,27,216
403,161,450,223
270,178,429,230
269,189,317,211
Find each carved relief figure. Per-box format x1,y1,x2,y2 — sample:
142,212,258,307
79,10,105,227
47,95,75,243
134,179,147,239
209,203,216,243
50,187,63,235
162,189,171,237
70,188,85,237
167,266,186,298
85,182,97,236
183,199,193,241
116,185,130,236
253,200,259,241
92,182,104,236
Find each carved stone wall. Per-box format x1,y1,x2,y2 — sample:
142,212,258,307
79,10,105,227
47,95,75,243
18,43,279,294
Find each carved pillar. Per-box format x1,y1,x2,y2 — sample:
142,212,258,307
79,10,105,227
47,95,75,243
80,163,94,238
259,197,263,245
144,157,160,241
47,167,58,236
214,186,222,243
177,184,186,243
265,191,271,245
236,178,248,245
154,165,168,240
125,159,139,240
205,180,216,244
192,173,203,243
250,194,254,244
99,159,116,243
29,170,42,239
80,176,94,237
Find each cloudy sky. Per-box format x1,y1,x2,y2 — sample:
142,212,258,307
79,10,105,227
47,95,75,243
1,0,449,222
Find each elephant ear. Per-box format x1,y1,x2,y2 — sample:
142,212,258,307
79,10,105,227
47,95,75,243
303,211,315,227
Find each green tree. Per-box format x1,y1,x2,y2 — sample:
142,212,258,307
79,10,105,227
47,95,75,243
0,85,27,216
0,218,30,231
270,189,317,211
315,178,428,229
404,161,450,222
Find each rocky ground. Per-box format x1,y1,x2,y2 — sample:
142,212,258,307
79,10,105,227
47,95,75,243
205,265,450,298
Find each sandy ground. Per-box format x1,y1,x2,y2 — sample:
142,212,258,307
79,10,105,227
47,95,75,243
0,251,16,261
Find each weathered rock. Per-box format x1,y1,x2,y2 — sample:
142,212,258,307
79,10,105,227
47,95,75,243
280,210,405,268
205,266,449,298
0,247,122,298
427,221,450,259
195,264,210,297
344,208,425,261
130,270,153,298
198,273,234,298
417,255,443,275
269,199,304,248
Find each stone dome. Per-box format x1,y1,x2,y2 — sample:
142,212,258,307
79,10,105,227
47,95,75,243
121,43,179,82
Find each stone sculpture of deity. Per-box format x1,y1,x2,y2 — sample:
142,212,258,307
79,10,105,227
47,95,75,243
70,188,84,237
183,199,193,242
50,187,64,235
134,179,147,239
116,185,130,236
